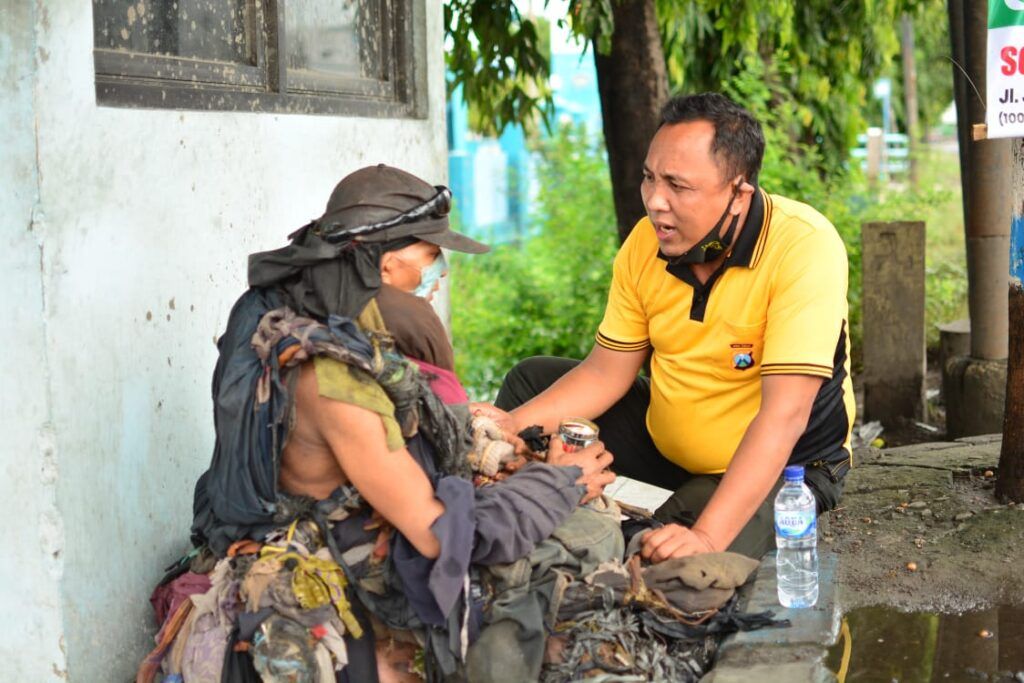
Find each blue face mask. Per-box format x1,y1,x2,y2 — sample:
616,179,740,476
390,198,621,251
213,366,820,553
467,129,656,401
413,252,447,298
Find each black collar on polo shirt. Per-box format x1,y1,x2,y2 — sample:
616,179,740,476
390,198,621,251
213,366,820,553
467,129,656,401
656,187,766,322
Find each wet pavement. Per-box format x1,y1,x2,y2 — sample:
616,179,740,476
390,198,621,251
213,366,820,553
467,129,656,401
705,435,1024,682
825,605,1024,682
826,435,1024,614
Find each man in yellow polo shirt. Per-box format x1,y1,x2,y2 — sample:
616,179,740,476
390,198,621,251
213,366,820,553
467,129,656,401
486,92,855,560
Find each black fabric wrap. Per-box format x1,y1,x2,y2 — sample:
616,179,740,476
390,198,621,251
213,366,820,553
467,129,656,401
248,223,418,321
191,287,290,553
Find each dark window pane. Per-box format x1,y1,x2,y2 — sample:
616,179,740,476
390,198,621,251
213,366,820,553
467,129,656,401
93,0,254,64
285,1,385,81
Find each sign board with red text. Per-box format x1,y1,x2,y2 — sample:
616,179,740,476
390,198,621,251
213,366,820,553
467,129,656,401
988,0,1024,137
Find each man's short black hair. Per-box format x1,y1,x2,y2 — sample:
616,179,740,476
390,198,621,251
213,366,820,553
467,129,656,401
659,92,765,186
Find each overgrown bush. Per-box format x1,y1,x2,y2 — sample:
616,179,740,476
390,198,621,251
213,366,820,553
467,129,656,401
450,125,618,399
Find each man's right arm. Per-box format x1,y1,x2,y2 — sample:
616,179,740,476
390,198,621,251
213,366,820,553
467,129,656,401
483,224,651,435
494,344,647,435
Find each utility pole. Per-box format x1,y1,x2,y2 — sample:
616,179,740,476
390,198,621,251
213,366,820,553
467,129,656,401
962,0,1011,361
948,0,970,229
942,0,1011,437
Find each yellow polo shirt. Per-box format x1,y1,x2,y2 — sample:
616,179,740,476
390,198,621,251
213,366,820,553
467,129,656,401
596,189,855,476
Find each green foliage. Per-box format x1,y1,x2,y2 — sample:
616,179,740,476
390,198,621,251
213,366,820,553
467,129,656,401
564,0,615,54
446,0,956,203
450,124,618,399
445,0,553,136
444,1,615,136
659,0,907,175
446,0,951,173
446,0,966,381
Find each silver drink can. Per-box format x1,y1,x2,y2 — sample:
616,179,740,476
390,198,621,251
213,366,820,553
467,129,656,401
558,418,599,453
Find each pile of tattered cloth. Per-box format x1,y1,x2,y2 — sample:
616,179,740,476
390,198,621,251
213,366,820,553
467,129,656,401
141,494,777,683
139,283,784,682
541,552,782,682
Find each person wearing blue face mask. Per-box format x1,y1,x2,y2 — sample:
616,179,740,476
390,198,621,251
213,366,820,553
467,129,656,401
380,241,448,301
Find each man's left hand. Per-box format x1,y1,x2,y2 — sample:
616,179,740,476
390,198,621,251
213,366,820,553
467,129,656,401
640,524,716,562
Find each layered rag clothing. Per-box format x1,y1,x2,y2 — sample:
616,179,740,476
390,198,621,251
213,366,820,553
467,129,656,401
174,269,605,682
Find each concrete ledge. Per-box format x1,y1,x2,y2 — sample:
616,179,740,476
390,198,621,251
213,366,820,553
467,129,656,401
703,551,840,682
954,433,1002,445
878,439,1001,471
702,659,834,683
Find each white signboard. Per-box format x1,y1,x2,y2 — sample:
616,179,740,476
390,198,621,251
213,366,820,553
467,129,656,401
988,0,1024,138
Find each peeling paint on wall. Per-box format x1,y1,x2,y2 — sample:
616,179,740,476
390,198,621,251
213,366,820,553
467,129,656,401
38,424,67,580
1012,215,1024,287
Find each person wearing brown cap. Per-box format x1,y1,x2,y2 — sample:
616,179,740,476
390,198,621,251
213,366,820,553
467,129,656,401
159,165,616,682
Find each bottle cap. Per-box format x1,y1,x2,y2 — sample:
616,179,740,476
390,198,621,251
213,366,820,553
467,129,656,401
783,465,805,481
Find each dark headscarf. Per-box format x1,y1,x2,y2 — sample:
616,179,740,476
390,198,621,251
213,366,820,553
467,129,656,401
247,223,414,321
248,164,486,320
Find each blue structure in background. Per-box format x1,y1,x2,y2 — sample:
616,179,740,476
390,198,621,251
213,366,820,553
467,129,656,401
447,46,601,245
549,51,602,132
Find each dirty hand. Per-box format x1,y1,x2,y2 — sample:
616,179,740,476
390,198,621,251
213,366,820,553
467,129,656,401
469,402,527,454
640,523,716,562
468,415,518,476
547,435,615,504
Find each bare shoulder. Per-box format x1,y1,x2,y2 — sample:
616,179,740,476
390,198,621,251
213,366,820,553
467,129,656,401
293,361,392,455
281,363,350,497
293,361,324,408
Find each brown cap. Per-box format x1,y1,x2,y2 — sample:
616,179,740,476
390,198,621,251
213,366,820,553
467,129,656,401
316,164,489,254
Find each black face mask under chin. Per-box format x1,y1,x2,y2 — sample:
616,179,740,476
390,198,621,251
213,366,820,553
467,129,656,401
669,188,740,265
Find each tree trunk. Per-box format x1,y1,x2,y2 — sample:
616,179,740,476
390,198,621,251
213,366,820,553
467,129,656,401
593,0,668,243
997,139,1024,503
962,0,1011,360
900,13,920,187
948,0,970,228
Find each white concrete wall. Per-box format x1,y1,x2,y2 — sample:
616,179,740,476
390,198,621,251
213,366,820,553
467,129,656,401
1,1,447,680
0,3,69,680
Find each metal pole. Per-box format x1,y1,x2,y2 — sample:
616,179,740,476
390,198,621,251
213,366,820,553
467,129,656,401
963,0,1011,360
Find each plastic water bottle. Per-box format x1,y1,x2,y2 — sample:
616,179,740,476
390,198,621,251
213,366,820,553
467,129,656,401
774,465,819,608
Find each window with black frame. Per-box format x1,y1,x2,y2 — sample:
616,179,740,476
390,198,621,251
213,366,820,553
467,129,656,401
92,0,425,117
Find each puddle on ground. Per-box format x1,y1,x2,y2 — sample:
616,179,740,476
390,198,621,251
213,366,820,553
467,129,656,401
826,605,1024,682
